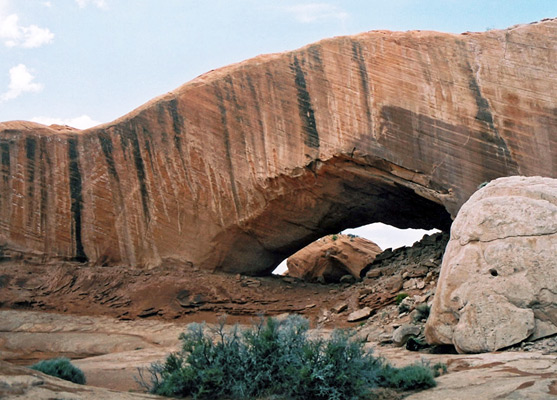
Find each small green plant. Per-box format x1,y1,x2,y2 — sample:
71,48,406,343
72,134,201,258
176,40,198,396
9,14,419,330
398,302,411,314
377,363,436,391
413,304,431,322
477,181,489,189
395,292,409,305
139,316,439,399
29,357,86,384
331,234,339,241
416,359,448,377
432,362,448,377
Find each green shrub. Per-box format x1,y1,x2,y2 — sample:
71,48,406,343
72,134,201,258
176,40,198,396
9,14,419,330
432,362,448,377
398,302,411,314
140,316,438,399
413,304,430,322
29,357,86,384
378,364,436,391
395,292,409,305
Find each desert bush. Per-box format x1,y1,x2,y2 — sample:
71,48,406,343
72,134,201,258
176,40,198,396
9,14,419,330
29,357,86,384
140,315,438,399
377,363,436,391
413,304,430,322
432,362,448,377
395,292,409,305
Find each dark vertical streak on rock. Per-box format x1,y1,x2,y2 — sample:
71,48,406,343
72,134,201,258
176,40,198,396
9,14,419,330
25,137,36,201
168,99,185,159
142,128,157,176
214,86,242,217
167,98,196,198
245,74,268,167
464,59,517,170
291,56,320,148
1,140,10,185
25,137,36,228
0,140,10,220
128,126,151,222
39,137,49,235
98,132,120,183
351,41,373,130
68,137,87,262
468,72,496,131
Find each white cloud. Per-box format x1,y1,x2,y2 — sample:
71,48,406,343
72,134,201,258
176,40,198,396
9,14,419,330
0,13,54,48
75,0,108,9
0,0,8,14
42,1,52,7
1,64,43,102
31,115,101,129
284,3,348,23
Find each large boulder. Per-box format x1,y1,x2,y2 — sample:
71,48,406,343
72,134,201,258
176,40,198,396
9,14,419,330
426,176,557,353
0,20,556,273
287,234,381,282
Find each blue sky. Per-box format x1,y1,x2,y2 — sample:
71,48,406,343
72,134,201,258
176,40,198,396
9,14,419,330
0,1,555,260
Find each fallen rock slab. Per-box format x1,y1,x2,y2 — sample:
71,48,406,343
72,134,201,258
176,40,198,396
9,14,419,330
347,307,373,322
287,234,381,282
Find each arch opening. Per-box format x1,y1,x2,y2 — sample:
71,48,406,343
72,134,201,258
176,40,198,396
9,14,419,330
209,156,453,276
271,223,440,276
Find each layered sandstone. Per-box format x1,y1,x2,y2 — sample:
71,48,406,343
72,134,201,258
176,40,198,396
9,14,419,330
0,20,555,273
287,234,381,282
425,176,557,353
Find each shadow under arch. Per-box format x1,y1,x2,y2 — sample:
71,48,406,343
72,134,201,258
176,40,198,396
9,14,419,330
207,154,453,276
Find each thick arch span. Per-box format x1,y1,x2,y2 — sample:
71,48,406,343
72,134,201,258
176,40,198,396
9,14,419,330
0,19,555,274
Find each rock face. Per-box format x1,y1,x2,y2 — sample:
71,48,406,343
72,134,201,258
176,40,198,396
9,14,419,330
0,20,556,273
425,176,557,353
287,234,381,282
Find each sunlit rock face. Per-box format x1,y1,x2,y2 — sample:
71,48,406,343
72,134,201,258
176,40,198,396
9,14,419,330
426,176,557,353
0,19,555,274
286,234,382,282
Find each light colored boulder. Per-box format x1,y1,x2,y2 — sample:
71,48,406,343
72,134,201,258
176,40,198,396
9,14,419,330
426,176,557,353
347,307,373,322
392,324,422,347
287,234,381,283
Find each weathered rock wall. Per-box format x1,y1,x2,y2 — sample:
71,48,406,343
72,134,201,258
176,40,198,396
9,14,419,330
0,19,555,273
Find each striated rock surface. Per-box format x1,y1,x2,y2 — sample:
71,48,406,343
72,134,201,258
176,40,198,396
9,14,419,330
0,20,556,273
287,234,381,282
425,176,557,353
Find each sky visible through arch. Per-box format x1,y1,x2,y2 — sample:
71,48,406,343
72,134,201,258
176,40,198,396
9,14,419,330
0,1,554,260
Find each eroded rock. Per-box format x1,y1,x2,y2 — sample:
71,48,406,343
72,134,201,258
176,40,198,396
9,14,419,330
0,20,556,273
287,234,381,282
347,307,373,322
392,324,422,347
426,176,557,353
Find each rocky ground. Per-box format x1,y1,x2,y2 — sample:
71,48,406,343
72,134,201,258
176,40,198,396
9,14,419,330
1,232,556,399
1,310,556,399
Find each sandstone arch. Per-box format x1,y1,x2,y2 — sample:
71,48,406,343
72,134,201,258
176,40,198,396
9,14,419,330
0,20,555,274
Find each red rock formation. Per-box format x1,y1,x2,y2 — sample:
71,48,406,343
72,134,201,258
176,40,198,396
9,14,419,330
0,20,555,274
287,234,382,282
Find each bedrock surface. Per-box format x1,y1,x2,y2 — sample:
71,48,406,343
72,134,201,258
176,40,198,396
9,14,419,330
0,19,555,273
